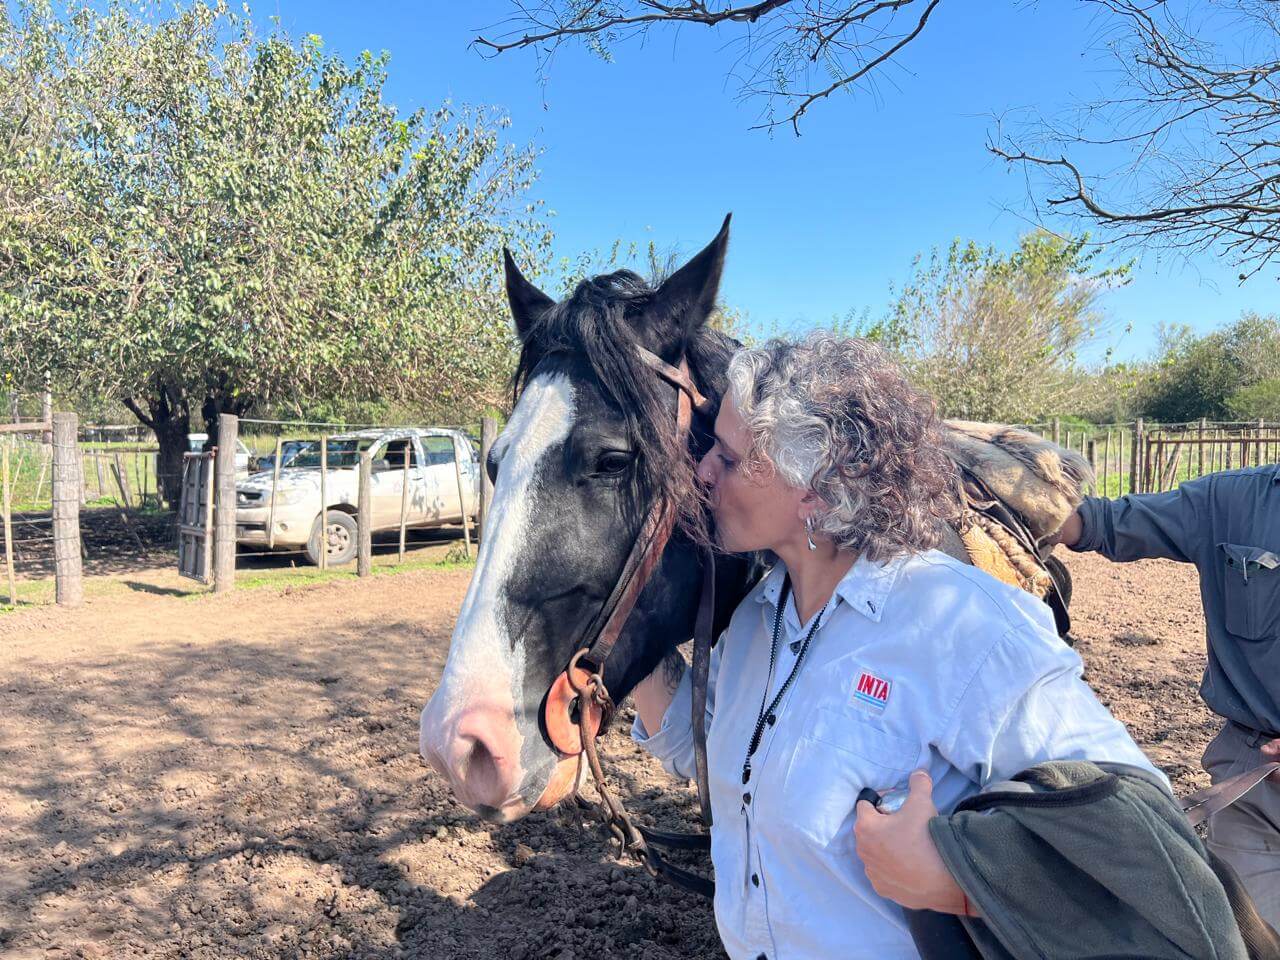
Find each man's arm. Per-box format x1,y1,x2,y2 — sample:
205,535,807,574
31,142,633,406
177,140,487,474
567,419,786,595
1055,483,1208,563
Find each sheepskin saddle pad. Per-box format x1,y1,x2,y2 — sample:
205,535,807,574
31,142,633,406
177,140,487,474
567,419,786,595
939,421,1095,600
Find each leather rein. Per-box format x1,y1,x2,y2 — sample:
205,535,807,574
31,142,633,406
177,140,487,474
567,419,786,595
538,345,718,898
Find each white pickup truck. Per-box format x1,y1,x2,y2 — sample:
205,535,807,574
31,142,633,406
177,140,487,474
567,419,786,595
234,427,480,566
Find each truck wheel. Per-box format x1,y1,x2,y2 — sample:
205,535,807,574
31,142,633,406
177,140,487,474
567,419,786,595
306,511,359,566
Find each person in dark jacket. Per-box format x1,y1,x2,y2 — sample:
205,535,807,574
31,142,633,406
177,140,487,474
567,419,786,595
1056,462,1280,925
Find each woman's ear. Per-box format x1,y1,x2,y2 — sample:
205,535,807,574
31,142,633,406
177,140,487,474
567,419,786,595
796,491,823,523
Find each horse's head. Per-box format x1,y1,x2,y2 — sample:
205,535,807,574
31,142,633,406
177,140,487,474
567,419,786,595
420,218,746,822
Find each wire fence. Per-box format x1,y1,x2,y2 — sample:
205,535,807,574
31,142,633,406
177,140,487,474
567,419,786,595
3,411,1273,607
1025,418,1279,497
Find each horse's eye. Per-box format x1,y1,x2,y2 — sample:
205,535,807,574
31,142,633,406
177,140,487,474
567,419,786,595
594,451,634,476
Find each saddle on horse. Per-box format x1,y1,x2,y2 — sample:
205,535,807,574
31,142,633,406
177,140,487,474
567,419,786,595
938,419,1093,640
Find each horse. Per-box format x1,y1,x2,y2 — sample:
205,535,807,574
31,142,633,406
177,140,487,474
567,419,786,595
418,217,1084,825
419,216,751,822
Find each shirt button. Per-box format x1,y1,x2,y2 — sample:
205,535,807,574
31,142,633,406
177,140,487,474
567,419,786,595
757,954,768,960
742,792,751,805
751,873,760,887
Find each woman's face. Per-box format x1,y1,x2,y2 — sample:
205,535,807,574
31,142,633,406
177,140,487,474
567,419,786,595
696,395,807,554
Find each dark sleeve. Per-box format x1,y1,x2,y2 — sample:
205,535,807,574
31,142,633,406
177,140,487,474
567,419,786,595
1070,481,1210,563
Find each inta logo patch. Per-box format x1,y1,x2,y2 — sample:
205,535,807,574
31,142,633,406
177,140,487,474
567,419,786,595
853,670,891,712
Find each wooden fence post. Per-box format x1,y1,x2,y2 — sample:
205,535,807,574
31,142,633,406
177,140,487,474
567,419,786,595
267,437,282,549
479,416,496,538
357,451,372,577
1052,418,1061,445
112,452,133,508
398,445,409,564
52,412,83,607
1258,419,1266,467
213,413,238,592
453,439,472,559
318,435,328,571
1198,418,1206,476
1102,431,1111,497
2,441,16,605
1131,419,1143,494
1086,439,1096,491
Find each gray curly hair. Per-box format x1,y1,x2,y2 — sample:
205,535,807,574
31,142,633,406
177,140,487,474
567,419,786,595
726,332,962,562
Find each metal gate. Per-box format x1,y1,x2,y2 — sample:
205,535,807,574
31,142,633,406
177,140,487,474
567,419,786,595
177,451,215,583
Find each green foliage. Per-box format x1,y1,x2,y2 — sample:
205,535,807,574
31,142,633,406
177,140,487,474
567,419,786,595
860,232,1131,423
1069,363,1150,425
1227,379,1280,421
0,1,550,478
1138,313,1280,422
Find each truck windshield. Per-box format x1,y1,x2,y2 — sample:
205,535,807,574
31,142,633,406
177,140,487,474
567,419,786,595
290,438,372,469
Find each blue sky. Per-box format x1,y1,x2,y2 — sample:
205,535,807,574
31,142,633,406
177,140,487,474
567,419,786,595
267,1,1275,363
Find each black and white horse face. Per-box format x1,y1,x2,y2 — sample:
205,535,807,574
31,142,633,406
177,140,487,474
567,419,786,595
420,221,731,822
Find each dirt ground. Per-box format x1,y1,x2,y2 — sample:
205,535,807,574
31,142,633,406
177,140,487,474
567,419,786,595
0,550,1217,960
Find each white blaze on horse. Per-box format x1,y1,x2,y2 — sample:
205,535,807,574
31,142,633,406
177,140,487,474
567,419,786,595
420,220,753,821
420,218,1089,824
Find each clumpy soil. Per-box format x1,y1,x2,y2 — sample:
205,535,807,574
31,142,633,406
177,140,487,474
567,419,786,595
0,551,1214,959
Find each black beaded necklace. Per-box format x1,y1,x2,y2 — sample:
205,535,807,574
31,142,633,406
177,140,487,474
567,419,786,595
741,575,829,786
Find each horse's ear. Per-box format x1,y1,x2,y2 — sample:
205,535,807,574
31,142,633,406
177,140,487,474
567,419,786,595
644,214,731,355
504,248,555,342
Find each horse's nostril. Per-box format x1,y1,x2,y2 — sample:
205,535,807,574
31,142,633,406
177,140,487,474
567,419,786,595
462,737,506,804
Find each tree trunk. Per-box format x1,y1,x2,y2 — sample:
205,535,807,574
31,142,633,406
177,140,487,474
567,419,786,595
122,383,191,509
120,382,256,509
202,392,255,452
153,415,190,509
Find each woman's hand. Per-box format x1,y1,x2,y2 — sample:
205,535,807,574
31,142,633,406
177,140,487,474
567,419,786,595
1262,737,1280,762
632,651,685,737
854,769,973,916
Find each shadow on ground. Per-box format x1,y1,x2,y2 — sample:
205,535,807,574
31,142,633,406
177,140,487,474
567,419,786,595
0,575,719,960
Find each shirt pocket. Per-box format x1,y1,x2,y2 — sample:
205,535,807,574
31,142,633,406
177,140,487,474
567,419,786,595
779,707,918,848
1220,543,1280,640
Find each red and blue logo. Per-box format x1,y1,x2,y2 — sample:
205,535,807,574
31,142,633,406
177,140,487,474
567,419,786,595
853,670,891,712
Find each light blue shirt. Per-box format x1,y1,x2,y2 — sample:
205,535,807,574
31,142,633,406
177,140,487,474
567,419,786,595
633,549,1163,960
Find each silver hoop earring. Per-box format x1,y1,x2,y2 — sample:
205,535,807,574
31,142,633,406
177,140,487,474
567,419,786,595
805,516,817,551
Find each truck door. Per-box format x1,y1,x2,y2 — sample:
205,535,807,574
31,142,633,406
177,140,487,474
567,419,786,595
372,437,428,529
421,434,467,522
453,433,479,519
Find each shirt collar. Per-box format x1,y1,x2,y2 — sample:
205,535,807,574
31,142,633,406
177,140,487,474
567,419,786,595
754,553,909,624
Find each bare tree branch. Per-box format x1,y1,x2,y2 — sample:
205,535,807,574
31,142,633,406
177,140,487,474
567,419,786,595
993,0,1280,281
474,0,943,133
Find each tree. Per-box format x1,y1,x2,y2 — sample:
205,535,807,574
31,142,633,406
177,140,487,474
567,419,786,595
860,232,1130,423
0,1,550,503
485,2,1280,279
1227,379,1280,421
476,0,942,134
1138,313,1280,422
991,0,1280,280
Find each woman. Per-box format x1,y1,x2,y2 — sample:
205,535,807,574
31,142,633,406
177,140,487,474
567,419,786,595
631,333,1162,960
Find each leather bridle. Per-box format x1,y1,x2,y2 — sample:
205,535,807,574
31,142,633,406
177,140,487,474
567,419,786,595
537,345,719,897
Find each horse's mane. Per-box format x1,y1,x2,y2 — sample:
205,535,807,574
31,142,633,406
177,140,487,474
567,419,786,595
513,269,735,545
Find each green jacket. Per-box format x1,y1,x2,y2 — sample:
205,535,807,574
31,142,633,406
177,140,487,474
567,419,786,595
911,761,1278,960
